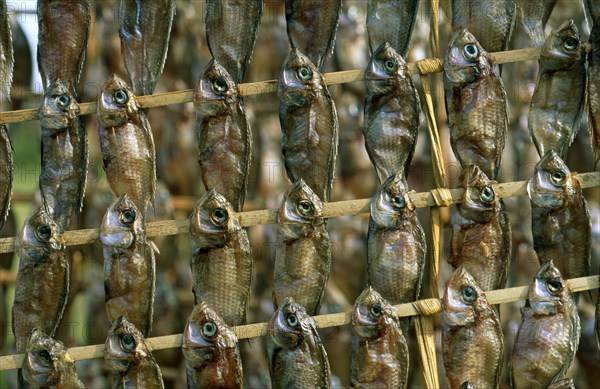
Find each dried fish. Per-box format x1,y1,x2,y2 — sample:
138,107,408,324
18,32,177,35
519,0,558,47
588,19,600,171
585,0,600,29
366,0,418,57
0,125,11,232
0,0,13,102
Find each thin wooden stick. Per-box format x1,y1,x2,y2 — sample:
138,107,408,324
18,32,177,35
0,275,596,371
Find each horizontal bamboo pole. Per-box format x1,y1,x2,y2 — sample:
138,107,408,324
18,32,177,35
0,171,597,254
0,274,596,371
0,48,541,125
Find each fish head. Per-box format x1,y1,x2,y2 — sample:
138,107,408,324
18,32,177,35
100,194,144,249
529,260,571,315
444,28,492,84
97,74,137,127
527,151,574,208
22,329,70,386
365,42,409,95
278,49,320,106
189,189,237,249
16,208,64,259
38,80,80,130
105,316,151,373
182,301,238,366
541,19,585,70
370,173,414,228
268,297,315,350
460,165,498,221
194,59,237,117
351,286,397,340
279,180,324,240
442,267,490,327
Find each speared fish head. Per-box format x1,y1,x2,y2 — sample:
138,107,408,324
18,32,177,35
97,74,137,127
541,19,584,70
268,297,314,350
351,286,397,340
442,267,490,327
370,173,414,228
460,165,498,221
278,49,320,106
279,179,324,240
105,316,151,373
38,80,79,130
529,260,572,316
22,329,70,386
527,151,574,208
100,194,144,249
194,59,237,117
16,207,64,259
365,42,409,95
189,189,237,249
444,28,492,84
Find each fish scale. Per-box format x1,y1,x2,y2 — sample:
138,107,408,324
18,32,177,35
366,0,418,57
588,19,600,171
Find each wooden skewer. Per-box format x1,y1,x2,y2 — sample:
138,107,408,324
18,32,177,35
0,274,596,371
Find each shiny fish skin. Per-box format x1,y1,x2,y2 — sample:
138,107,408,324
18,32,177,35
450,165,511,292
194,60,251,212
444,28,507,180
527,151,591,282
285,0,341,70
205,0,263,84
351,286,408,389
0,0,13,102
529,19,586,160
588,19,600,171
511,261,580,389
118,0,175,96
273,180,331,316
183,301,243,389
97,74,156,216
37,0,90,94
101,194,155,337
189,189,253,327
363,42,420,182
267,297,331,389
105,316,164,389
519,0,558,47
0,125,12,232
39,80,88,232
366,0,418,57
12,208,67,354
22,329,84,388
279,49,338,202
442,267,503,389
585,0,600,29
452,0,517,53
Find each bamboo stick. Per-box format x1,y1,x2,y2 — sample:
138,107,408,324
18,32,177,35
0,275,596,371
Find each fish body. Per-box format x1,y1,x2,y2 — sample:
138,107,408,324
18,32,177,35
442,267,504,389
0,0,13,102
279,49,338,202
511,261,580,388
189,189,252,327
182,301,243,389
585,0,600,29
285,0,341,70
274,180,330,316
452,0,517,52
37,0,90,94
101,194,155,337
39,80,88,231
267,297,331,389
97,74,156,216
528,151,591,282
444,28,507,180
366,0,418,57
194,60,251,212
12,208,67,354
118,0,175,96
105,316,164,389
519,0,557,47
529,20,585,160
450,165,511,291
0,125,12,231
205,0,263,83
351,286,408,388
363,42,420,182
588,19,600,171
22,329,84,388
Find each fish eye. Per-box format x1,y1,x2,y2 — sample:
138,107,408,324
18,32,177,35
286,313,298,327
56,94,70,107
297,66,313,82
547,279,563,294
550,170,566,185
383,59,398,73
38,349,52,363
463,43,479,60
369,304,382,317
461,286,478,303
211,207,229,224
391,195,406,209
202,321,218,338
297,200,314,217
563,37,578,52
113,89,129,105
120,334,136,351
35,225,52,241
119,209,136,225
480,186,495,203
212,78,228,93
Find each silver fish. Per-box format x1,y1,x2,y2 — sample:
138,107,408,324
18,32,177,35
519,0,558,47
585,0,600,30
0,0,13,102
366,0,418,57
0,125,11,232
